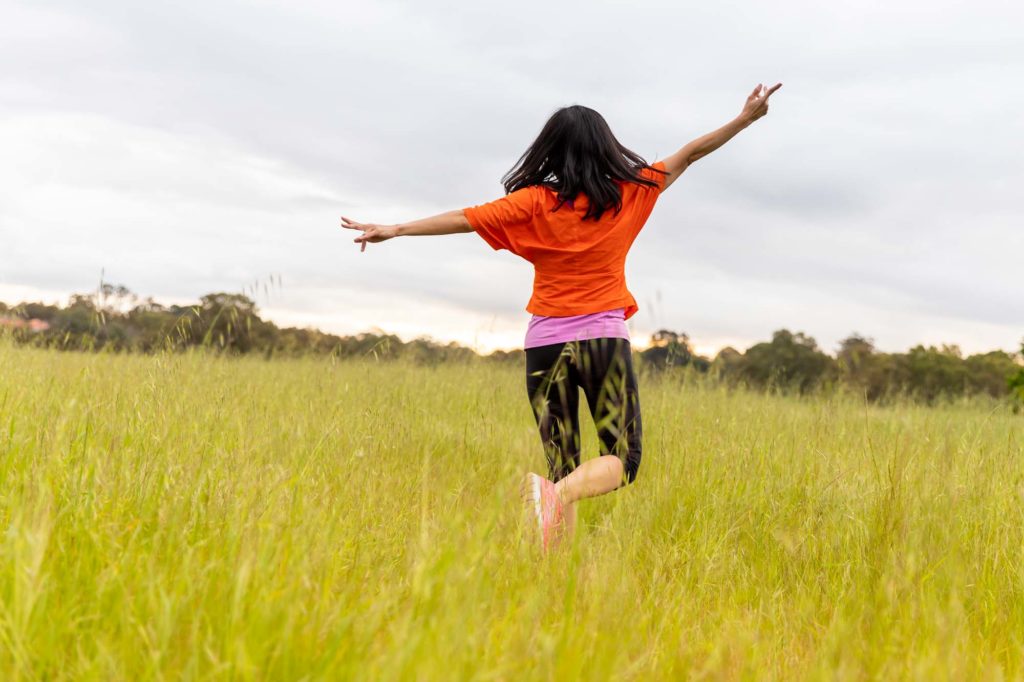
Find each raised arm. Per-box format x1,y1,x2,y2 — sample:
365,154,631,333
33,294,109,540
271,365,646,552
341,210,472,252
660,83,782,191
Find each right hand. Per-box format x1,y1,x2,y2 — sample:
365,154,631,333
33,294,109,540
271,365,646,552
340,216,399,253
740,83,782,124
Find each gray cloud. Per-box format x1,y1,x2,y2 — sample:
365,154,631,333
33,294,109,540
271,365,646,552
1,0,1021,354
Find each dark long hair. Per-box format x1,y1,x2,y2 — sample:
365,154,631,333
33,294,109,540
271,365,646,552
502,105,664,221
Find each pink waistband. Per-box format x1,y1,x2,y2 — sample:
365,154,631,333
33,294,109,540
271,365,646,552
524,308,630,349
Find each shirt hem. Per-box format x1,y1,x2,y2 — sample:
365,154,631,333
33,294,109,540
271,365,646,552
526,297,638,319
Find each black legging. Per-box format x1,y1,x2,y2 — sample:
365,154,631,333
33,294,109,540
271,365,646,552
525,337,642,484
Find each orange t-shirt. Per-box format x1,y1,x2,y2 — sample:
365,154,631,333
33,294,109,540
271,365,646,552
463,161,666,319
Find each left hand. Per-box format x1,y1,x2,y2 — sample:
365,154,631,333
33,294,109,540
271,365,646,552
340,216,398,252
740,82,782,124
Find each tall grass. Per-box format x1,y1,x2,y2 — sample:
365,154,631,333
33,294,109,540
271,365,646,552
1,343,1023,679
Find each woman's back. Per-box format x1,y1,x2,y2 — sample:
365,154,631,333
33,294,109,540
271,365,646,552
464,161,667,318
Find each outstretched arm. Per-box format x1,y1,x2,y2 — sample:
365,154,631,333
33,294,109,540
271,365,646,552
340,210,472,252
660,82,782,191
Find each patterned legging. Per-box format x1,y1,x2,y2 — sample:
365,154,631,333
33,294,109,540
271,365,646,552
525,337,642,484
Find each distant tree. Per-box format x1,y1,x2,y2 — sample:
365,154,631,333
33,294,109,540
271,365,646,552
54,295,100,337
486,349,526,364
187,293,273,353
736,329,837,394
837,334,875,369
133,297,167,313
964,350,1018,398
690,354,712,373
22,302,62,322
836,334,894,401
640,329,709,371
96,283,137,315
711,346,743,382
1009,341,1024,408
897,345,971,403
126,299,178,352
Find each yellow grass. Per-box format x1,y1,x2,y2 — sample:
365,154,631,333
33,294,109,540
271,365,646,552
1,343,1023,679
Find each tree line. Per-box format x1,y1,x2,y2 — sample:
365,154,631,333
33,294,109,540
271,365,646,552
641,329,1024,406
0,286,480,363
3,286,1022,407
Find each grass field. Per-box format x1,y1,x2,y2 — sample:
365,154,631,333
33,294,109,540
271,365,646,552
2,343,1023,680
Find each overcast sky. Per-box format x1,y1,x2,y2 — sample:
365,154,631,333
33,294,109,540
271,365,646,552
2,0,1021,356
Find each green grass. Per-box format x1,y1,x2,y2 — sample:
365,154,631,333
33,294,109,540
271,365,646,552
1,343,1023,680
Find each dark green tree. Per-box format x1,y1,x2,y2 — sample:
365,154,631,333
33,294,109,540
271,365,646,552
1009,341,1024,408
640,329,710,371
736,329,837,394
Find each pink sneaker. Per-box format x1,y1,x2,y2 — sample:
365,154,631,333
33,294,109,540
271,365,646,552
524,473,564,551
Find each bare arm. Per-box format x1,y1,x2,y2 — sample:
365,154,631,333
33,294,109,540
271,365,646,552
340,210,472,252
660,82,782,191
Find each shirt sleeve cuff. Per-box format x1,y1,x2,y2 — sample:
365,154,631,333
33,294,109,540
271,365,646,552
463,206,505,251
652,161,668,192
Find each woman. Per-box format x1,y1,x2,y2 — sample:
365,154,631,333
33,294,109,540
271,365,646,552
342,83,782,550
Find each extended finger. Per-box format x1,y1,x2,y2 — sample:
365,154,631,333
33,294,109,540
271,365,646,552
749,83,762,98
764,82,783,98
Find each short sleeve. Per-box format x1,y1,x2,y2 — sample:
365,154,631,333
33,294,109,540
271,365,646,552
639,161,668,192
463,187,537,252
